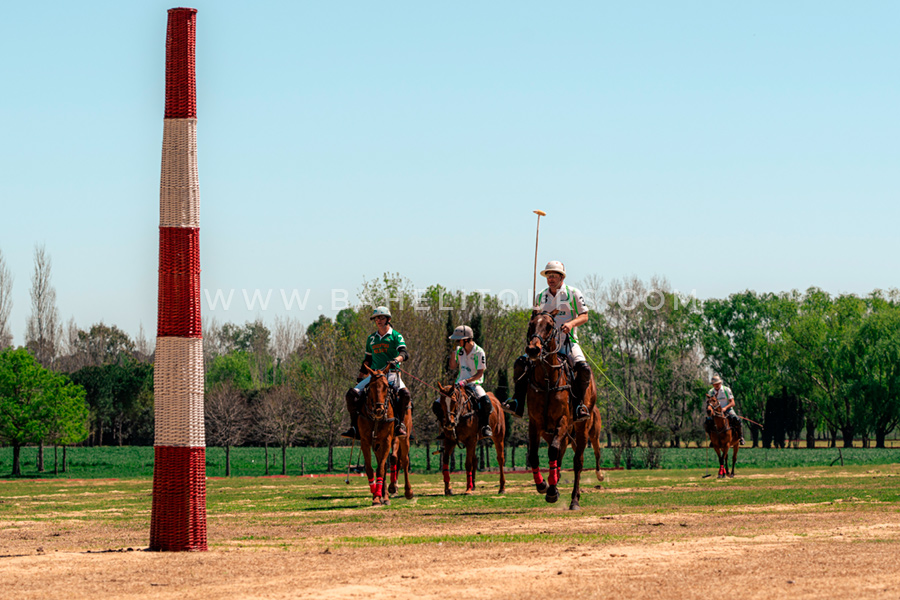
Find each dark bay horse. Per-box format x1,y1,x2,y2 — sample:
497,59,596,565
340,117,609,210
358,365,413,505
524,310,598,509
437,384,506,496
706,394,739,478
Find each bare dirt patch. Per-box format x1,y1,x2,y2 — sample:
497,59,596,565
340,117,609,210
3,470,900,599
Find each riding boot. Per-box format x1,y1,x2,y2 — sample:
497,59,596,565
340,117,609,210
395,388,411,437
571,361,592,422
432,401,445,440
501,355,528,418
477,395,493,438
732,415,745,445
341,388,362,440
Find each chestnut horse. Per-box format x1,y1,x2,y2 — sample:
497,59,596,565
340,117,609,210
706,394,739,478
358,365,413,505
437,384,506,495
524,310,598,510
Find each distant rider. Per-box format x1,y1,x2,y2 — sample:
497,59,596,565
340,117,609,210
705,375,744,445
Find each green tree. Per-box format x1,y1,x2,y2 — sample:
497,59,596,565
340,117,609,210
846,304,900,447
784,289,867,448
0,348,88,476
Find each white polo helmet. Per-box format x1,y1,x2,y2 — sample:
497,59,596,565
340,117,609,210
449,325,474,340
540,260,566,278
370,306,392,320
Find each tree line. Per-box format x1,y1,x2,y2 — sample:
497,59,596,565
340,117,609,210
2,245,899,476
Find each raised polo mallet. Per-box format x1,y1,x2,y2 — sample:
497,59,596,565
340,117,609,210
532,210,546,304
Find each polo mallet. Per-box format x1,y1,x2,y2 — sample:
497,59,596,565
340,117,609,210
532,210,546,303
344,438,356,484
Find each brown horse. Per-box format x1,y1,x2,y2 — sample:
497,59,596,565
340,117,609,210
524,310,598,510
358,365,413,505
706,394,739,478
437,384,506,496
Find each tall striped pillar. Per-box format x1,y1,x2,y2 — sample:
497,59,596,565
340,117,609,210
150,7,207,552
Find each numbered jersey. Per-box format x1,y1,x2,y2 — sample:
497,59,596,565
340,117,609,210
365,327,407,371
455,343,486,385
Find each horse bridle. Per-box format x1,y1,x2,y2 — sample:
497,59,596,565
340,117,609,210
525,313,571,407
707,396,732,435
442,386,474,435
363,372,393,424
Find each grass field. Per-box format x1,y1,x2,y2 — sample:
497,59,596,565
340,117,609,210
1,443,898,479
3,464,900,598
0,465,900,600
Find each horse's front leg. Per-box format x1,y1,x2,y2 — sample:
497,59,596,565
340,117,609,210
441,440,454,496
715,445,726,479
374,430,391,506
361,440,377,501
527,420,547,493
464,438,476,494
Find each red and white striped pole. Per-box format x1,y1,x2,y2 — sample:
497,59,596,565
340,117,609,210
150,7,207,552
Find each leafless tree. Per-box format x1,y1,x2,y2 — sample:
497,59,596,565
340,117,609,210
0,248,12,349
135,323,153,362
294,320,357,470
271,315,304,365
205,381,252,476
255,384,305,474
25,245,61,368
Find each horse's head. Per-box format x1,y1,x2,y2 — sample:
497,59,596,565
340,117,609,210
364,364,391,420
526,309,559,359
438,383,462,433
706,394,723,418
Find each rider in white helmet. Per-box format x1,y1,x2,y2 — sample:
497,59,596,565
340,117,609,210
502,260,593,422
432,325,493,438
341,306,412,440
706,375,744,445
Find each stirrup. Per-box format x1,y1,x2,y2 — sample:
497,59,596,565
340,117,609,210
502,399,523,418
481,426,493,438
395,422,408,437
574,405,590,422
340,426,358,440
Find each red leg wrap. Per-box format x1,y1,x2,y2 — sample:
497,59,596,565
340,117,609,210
532,467,544,486
548,460,559,486
442,467,450,485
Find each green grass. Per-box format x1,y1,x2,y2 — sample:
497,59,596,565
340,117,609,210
1,443,898,480
3,465,900,550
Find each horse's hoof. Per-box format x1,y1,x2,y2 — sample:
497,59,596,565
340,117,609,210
596,471,605,482
382,497,391,506
405,491,414,500
372,498,382,506
498,488,506,495
444,489,453,496
545,485,559,503
388,484,398,495
727,473,735,479
569,502,581,511
536,481,548,494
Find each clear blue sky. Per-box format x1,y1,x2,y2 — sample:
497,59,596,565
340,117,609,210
1,1,897,345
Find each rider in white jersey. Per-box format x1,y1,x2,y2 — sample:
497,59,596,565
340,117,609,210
432,325,494,438
502,260,592,422
705,375,744,445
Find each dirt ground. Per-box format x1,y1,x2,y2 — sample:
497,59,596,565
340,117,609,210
3,474,900,599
